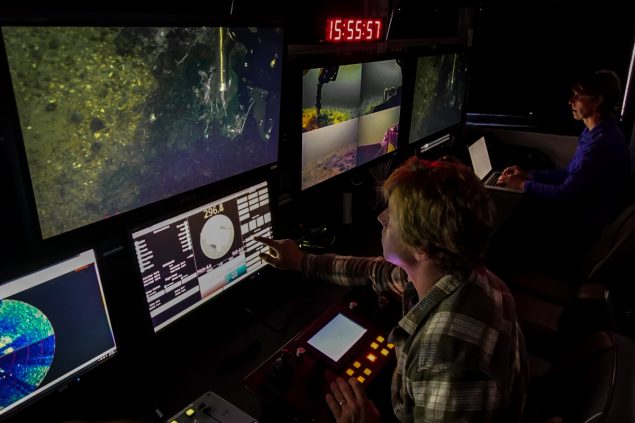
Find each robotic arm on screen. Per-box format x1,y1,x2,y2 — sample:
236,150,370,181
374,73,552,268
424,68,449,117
316,66,339,117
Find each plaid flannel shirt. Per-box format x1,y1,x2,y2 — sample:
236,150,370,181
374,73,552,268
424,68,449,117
302,253,529,423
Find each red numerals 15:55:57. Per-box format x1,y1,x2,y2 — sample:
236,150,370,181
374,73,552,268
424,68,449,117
325,19,383,42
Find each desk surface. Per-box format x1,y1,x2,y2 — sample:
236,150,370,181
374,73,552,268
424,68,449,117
488,188,524,233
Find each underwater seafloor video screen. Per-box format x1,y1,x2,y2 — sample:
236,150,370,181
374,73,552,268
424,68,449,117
408,51,468,144
2,26,283,238
301,59,402,190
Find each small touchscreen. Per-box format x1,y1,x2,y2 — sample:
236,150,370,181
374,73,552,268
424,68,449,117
307,313,367,363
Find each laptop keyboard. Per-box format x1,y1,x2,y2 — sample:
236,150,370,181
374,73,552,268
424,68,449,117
485,171,501,187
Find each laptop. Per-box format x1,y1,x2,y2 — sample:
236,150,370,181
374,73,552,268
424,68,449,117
468,137,523,194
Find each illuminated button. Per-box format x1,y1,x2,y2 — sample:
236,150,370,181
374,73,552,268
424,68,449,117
346,368,355,376
353,361,362,368
370,342,379,349
170,421,178,423
387,343,395,349
366,353,377,362
363,368,372,376
357,375,366,383
185,408,196,416
376,335,385,343
380,348,389,356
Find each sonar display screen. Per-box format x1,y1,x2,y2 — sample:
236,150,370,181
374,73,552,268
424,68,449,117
1,25,283,238
131,180,272,332
0,250,117,418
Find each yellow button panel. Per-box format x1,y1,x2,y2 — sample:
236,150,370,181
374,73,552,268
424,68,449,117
339,332,392,383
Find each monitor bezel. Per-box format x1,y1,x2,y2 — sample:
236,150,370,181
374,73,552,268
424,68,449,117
400,44,471,155
0,12,287,249
125,164,280,335
292,50,407,195
0,247,118,421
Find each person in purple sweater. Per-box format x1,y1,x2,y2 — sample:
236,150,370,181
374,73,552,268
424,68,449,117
492,70,630,273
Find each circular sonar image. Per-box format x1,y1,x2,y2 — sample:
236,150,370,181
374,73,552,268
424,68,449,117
0,299,56,409
200,214,235,259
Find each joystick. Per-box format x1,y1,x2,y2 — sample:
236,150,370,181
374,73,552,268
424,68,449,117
267,348,293,389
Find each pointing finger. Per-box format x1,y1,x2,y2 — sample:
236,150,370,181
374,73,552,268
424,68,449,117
254,236,275,247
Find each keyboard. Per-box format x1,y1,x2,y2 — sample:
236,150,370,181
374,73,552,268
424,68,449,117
484,171,502,187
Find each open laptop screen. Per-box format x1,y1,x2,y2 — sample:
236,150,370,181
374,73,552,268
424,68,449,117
468,137,493,180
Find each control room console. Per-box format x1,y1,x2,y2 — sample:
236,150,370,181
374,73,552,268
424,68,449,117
244,288,400,422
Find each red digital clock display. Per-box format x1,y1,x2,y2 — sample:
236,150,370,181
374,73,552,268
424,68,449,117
325,18,383,42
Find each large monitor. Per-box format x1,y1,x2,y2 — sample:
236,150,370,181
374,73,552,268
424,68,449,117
301,58,402,190
130,178,273,332
408,50,468,145
0,22,284,239
0,249,117,419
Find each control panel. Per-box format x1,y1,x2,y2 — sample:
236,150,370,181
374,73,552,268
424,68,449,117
244,291,398,422
166,391,257,423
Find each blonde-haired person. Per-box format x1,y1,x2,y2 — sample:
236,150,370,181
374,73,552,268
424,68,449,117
256,156,529,423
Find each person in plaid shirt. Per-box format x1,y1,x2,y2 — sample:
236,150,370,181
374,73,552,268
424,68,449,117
256,156,529,423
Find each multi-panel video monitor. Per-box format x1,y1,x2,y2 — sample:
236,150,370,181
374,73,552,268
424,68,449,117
131,179,273,332
0,250,117,419
408,51,468,146
301,58,402,190
0,23,283,239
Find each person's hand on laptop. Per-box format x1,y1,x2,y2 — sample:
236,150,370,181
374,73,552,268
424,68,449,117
497,173,527,191
501,165,529,178
498,165,530,189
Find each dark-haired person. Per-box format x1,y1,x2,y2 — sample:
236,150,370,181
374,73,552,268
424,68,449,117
256,157,529,423
493,69,630,273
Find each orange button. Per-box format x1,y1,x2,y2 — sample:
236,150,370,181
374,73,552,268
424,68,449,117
366,353,377,362
356,375,366,383
353,361,361,368
387,343,395,349
363,368,372,376
346,368,355,376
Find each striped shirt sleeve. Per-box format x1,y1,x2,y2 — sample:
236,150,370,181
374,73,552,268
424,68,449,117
301,253,408,296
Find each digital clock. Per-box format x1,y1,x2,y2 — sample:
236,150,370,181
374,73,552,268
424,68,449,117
325,18,383,42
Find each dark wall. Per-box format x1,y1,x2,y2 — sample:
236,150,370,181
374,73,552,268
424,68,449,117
468,1,635,135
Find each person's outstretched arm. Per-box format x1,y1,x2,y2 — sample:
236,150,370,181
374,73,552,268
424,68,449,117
256,237,408,296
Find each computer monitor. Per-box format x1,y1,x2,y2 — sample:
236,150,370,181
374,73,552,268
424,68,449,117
408,51,468,146
130,178,273,332
0,22,284,239
0,249,117,419
301,58,402,190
